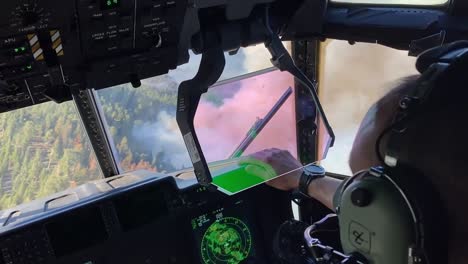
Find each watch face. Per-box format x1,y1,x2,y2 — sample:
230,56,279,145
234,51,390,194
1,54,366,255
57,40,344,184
303,164,325,175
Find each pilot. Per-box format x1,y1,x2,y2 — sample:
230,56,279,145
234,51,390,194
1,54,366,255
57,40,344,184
250,72,468,262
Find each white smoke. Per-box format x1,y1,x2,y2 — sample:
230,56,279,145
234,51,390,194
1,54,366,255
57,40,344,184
320,40,418,174
241,45,273,72
132,111,192,170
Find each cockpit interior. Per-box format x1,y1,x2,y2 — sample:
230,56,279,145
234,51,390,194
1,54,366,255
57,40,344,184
0,0,467,263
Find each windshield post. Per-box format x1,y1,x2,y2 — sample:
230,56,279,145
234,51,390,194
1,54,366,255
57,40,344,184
176,47,226,186
71,88,122,177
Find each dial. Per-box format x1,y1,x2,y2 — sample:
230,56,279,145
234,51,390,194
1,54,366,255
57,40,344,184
201,217,252,264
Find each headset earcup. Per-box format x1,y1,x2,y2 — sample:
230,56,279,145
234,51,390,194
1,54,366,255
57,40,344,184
338,170,417,264
385,165,448,264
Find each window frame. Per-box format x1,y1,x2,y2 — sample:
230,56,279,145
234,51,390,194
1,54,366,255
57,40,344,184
72,89,122,178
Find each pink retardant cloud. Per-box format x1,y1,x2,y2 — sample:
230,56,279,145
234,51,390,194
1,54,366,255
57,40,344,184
194,70,297,162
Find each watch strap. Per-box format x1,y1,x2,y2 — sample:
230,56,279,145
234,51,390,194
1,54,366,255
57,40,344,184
298,168,325,199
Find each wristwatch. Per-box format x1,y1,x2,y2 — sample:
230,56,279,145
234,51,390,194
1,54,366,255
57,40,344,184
297,164,326,199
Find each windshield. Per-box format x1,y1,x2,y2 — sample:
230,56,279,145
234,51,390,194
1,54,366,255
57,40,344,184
0,102,102,210
98,45,296,174
0,44,291,210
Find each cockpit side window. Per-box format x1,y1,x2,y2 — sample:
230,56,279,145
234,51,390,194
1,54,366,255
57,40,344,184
318,40,417,175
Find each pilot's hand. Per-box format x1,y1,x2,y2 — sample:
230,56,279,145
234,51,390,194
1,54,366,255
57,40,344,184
249,148,303,191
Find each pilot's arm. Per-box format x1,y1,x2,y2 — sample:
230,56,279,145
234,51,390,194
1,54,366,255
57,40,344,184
249,148,342,210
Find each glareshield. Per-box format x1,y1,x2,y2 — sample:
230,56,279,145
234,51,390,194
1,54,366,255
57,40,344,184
193,69,330,195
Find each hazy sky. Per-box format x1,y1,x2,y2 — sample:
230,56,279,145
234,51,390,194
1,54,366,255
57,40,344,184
320,40,418,174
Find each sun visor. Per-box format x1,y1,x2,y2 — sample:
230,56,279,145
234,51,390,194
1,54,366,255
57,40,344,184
192,69,331,194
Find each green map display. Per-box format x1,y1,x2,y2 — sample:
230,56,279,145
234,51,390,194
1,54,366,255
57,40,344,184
192,200,257,264
201,217,252,264
210,157,279,195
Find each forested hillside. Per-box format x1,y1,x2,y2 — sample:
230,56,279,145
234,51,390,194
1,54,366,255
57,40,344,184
99,75,182,172
0,101,101,209
0,74,180,210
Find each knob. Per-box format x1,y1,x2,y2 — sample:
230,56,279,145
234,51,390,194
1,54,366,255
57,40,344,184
129,74,141,88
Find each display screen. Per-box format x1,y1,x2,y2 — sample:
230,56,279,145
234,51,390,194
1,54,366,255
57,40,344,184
113,185,169,231
191,200,259,264
46,207,109,257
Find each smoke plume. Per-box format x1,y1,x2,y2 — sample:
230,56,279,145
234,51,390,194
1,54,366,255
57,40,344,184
132,111,192,170
320,40,418,174
195,70,297,162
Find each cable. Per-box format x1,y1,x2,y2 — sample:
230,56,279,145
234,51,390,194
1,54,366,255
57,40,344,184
375,123,396,165
265,6,274,35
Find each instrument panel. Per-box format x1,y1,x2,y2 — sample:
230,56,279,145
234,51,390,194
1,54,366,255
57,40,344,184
0,0,275,114
0,170,293,264
0,0,190,113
